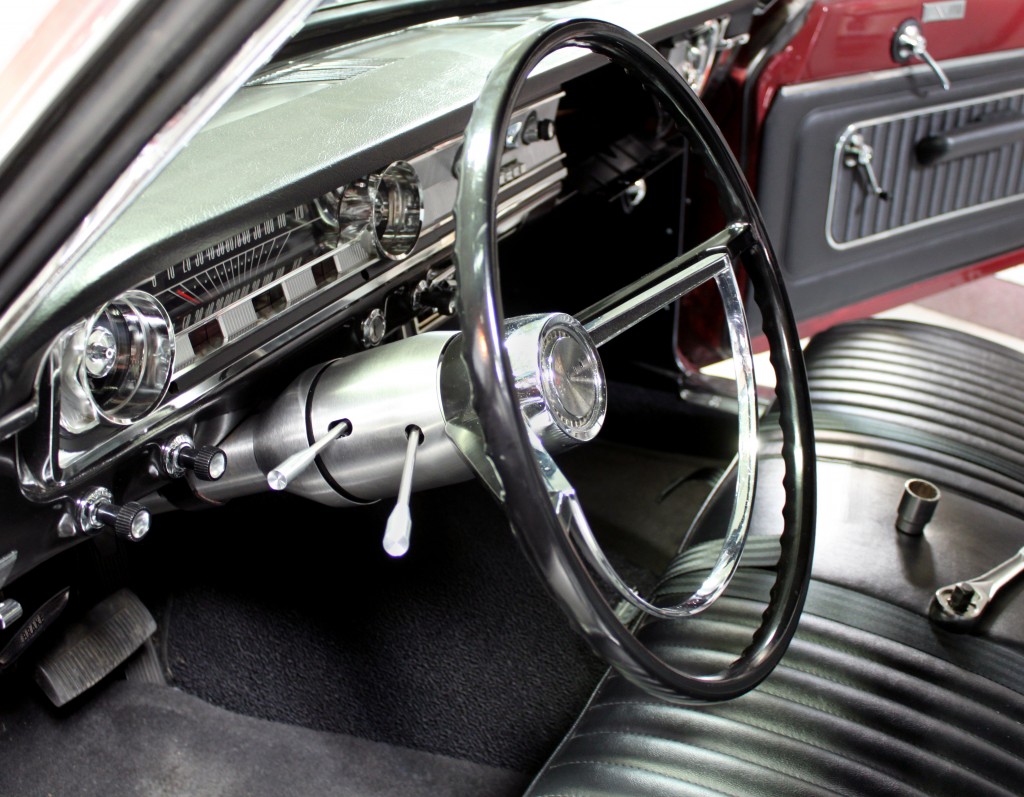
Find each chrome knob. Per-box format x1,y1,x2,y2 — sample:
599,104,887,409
161,434,227,481
84,324,117,378
179,445,227,481
360,308,387,348
75,488,151,541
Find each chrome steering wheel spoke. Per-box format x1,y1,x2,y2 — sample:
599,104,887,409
453,18,815,703
529,254,759,619
578,223,753,347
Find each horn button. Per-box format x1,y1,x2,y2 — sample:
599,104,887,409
506,313,607,448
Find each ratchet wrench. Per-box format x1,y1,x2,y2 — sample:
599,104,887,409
929,546,1024,631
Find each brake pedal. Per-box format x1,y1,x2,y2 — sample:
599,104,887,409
35,589,156,706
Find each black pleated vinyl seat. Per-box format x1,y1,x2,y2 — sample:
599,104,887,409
528,319,1024,796
526,540,1024,797
802,318,1024,496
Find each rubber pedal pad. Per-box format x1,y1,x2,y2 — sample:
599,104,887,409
35,588,156,706
123,638,167,685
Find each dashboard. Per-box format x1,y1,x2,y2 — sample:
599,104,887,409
0,0,755,587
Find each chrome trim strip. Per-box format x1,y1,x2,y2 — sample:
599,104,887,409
779,47,1024,97
825,85,1024,250
26,173,565,497
168,151,566,381
576,252,758,620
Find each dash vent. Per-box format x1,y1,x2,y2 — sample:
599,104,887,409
246,58,392,87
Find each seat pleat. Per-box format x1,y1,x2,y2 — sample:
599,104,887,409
572,700,924,797
544,727,846,797
528,575,1024,797
658,569,1024,707
808,321,1024,385
528,759,737,797
808,343,1024,395
638,615,1024,783
808,358,1024,413
809,370,1024,431
815,321,1024,368
807,392,1024,464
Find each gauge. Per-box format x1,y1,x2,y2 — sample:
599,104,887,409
61,290,175,432
336,161,423,260
143,206,318,332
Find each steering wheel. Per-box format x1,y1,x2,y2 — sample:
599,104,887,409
451,18,815,703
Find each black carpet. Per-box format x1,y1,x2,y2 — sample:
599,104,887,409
129,481,608,773
0,679,527,797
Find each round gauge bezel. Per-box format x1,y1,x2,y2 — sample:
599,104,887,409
82,290,175,426
369,160,424,261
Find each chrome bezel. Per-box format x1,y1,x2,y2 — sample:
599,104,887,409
369,160,424,261
537,319,606,443
506,313,607,450
82,290,175,426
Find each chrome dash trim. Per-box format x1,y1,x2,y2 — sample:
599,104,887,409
23,170,565,498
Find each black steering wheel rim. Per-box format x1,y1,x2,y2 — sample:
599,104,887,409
453,18,816,703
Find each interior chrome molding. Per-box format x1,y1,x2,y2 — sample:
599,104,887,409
779,46,1024,97
825,85,1024,251
17,169,565,501
576,253,758,620
165,94,563,380
0,0,322,442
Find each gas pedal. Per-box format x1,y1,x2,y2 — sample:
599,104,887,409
35,589,156,706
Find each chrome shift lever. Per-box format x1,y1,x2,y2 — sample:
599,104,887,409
383,426,423,558
267,419,351,491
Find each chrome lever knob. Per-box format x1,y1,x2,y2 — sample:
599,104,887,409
75,487,151,541
161,434,227,481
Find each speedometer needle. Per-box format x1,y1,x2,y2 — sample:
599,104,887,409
174,288,201,305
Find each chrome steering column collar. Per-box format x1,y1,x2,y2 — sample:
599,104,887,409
196,313,610,508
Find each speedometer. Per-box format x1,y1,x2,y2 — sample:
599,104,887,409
144,205,318,332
